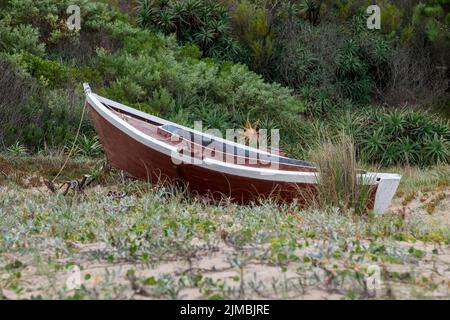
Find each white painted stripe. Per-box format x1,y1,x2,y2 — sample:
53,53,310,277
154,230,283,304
87,93,317,183
93,93,288,159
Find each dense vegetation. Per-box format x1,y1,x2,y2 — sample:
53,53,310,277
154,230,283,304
0,0,449,166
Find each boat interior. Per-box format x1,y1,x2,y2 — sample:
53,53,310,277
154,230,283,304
94,94,318,172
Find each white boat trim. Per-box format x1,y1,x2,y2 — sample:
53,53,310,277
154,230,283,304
93,92,283,159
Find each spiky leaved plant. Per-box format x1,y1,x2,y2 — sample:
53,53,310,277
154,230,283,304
360,127,386,163
74,134,103,158
6,141,28,157
136,0,242,61
423,133,449,165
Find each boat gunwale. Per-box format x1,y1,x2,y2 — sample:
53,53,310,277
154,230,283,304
93,93,298,160
87,91,321,183
111,109,319,172
85,86,399,183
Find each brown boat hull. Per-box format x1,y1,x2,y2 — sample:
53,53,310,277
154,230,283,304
89,105,376,208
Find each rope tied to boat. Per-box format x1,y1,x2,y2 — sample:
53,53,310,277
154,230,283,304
51,100,88,184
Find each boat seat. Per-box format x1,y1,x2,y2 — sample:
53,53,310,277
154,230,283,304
159,124,316,168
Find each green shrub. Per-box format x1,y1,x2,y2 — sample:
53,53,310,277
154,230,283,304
1,84,92,151
12,53,101,89
3,0,121,35
230,0,274,72
97,26,304,126
335,13,390,104
1,0,125,63
272,23,322,89
136,0,244,61
379,0,404,35
0,23,45,56
412,0,450,43
330,109,450,166
211,64,305,116
272,7,391,108
0,54,38,147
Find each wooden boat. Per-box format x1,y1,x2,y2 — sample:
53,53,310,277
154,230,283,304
84,83,400,214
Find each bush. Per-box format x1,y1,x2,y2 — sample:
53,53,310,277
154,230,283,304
11,52,102,89
412,0,450,43
272,20,325,89
136,0,244,61
1,0,125,62
383,40,448,107
379,0,404,35
97,26,304,128
2,0,121,35
0,22,45,56
0,76,92,151
330,109,450,166
0,54,38,147
1,0,448,169
286,107,449,167
335,13,391,104
229,0,275,72
272,8,392,108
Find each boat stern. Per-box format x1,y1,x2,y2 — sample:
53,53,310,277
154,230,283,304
372,173,401,215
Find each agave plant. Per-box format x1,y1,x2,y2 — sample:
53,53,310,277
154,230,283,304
136,0,157,28
384,110,407,135
184,0,202,13
259,116,279,132
423,133,449,165
298,0,324,25
192,103,231,132
195,27,216,46
431,120,450,140
381,145,399,167
409,113,439,139
158,10,176,32
136,0,240,61
6,141,28,157
405,111,427,134
75,135,103,158
209,17,229,35
171,0,187,18
393,136,420,166
360,127,386,163
331,111,365,141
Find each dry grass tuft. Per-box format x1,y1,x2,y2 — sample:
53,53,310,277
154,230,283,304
312,135,374,214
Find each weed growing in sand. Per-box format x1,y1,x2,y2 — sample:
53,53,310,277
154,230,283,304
311,135,375,215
